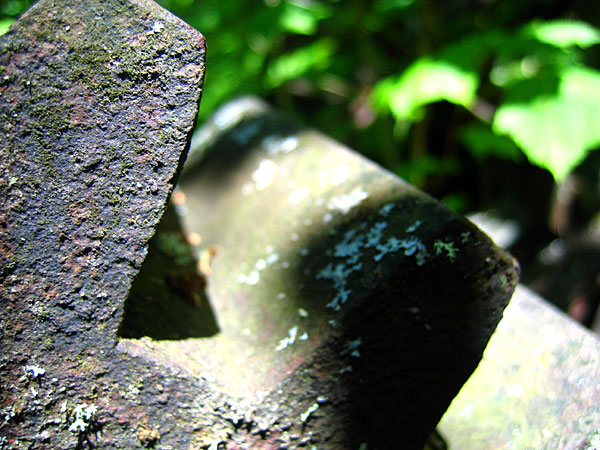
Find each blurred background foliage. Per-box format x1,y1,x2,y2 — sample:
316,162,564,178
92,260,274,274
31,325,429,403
2,0,600,328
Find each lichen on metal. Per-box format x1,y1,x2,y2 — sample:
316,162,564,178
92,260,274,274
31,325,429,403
116,96,520,449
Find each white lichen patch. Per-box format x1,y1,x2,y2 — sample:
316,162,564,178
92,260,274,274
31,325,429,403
208,439,222,450
68,403,97,434
327,187,369,214
252,159,277,190
300,403,319,423
298,308,309,318
147,21,165,34
275,326,299,351
299,331,309,341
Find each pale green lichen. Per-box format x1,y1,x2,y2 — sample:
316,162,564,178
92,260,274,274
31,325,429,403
23,365,45,379
434,240,459,262
275,326,299,351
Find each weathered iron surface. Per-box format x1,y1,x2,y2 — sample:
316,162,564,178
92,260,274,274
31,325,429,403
0,0,205,447
439,285,600,449
117,97,519,449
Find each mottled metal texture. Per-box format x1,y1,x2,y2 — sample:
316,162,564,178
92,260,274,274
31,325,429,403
439,285,600,449
117,97,520,449
0,0,205,447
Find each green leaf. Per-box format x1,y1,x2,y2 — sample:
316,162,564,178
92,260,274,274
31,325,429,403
372,58,479,121
460,124,521,162
280,6,317,35
493,66,600,181
279,2,331,35
375,0,415,12
394,155,461,187
0,18,14,36
266,38,336,88
527,19,600,49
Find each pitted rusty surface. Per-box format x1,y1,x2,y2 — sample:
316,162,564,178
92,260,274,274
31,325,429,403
0,0,206,447
0,0,204,349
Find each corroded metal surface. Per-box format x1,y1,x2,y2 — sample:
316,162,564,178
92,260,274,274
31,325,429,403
0,0,205,447
439,285,600,449
118,97,520,449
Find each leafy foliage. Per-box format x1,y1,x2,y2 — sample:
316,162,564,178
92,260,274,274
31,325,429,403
493,66,600,180
374,19,600,181
4,0,600,187
372,58,479,121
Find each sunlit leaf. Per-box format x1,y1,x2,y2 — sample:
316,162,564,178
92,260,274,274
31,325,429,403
280,6,317,34
372,58,479,121
0,18,14,36
493,66,600,181
279,1,331,35
266,38,336,87
527,19,600,49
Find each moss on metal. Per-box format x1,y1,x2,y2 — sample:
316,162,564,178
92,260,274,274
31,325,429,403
0,0,206,447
